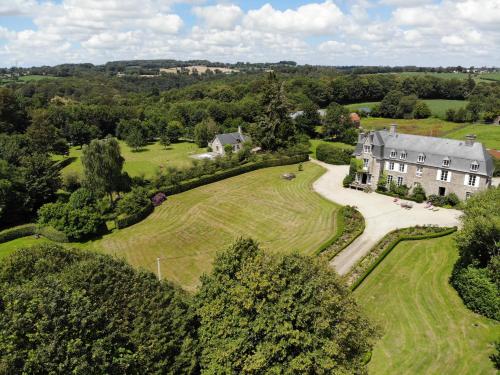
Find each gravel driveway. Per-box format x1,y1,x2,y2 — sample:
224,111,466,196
311,159,462,275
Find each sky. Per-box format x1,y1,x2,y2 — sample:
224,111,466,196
0,0,498,68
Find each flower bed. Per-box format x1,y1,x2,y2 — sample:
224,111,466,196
315,206,365,260
349,226,457,290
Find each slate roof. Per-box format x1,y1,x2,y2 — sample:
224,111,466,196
355,129,494,176
212,132,249,146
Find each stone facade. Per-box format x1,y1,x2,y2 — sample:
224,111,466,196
353,125,493,200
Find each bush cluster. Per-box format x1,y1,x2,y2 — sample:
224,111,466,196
427,193,460,207
316,143,355,165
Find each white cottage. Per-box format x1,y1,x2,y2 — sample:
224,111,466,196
209,127,250,156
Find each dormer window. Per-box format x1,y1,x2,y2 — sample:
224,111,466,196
363,145,371,153
417,153,425,163
470,161,479,171
390,150,397,158
400,151,407,160
442,157,450,167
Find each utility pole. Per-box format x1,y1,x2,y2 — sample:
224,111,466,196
157,257,162,281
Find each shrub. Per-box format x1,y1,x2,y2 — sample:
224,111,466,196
117,187,151,216
68,188,96,210
428,194,447,207
316,143,354,165
451,265,499,320
152,192,167,207
446,192,460,206
116,203,153,229
0,224,37,243
343,174,354,187
63,171,81,192
411,185,427,203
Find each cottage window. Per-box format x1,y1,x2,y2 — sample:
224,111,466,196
397,176,404,186
440,170,449,181
442,158,450,167
363,145,371,153
400,151,407,160
399,163,405,173
363,158,369,168
389,162,395,171
390,150,397,158
467,175,477,186
417,154,425,163
387,175,394,184
470,161,479,171
416,166,423,177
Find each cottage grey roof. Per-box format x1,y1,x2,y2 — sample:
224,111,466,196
355,129,494,176
212,132,249,146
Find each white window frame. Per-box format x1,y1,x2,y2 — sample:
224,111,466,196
387,175,394,185
442,159,450,167
390,150,397,158
440,170,449,182
470,161,479,171
363,145,371,153
363,158,369,168
389,161,395,171
416,166,423,177
367,174,372,185
400,152,407,160
397,176,404,186
417,154,425,163
467,174,477,186
398,163,405,173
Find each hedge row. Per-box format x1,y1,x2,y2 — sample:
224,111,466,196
316,143,355,165
53,157,76,171
0,224,69,244
116,203,154,229
314,206,365,260
350,227,457,291
159,155,309,196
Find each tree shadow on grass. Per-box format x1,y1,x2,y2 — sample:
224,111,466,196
130,148,150,153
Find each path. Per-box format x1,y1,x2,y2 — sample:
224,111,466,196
311,159,462,275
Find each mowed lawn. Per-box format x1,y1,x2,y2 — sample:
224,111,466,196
355,235,499,375
361,117,466,137
58,141,205,178
422,99,467,118
83,162,339,291
446,124,500,150
0,236,53,260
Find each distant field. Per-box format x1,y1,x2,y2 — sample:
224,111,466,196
388,71,499,83
0,75,59,85
361,117,466,137
479,72,500,82
422,99,467,118
355,235,499,375
56,141,205,178
346,99,467,118
445,124,500,150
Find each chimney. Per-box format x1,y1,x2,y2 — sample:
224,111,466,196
465,134,476,146
389,124,397,135
238,126,243,135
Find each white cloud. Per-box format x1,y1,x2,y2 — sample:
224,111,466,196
0,0,38,16
0,0,498,67
193,4,243,30
243,1,344,35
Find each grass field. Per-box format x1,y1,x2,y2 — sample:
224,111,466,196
72,162,337,290
446,124,500,150
0,236,52,260
309,139,353,158
346,99,467,118
355,235,499,374
361,117,466,137
57,141,205,178
387,71,500,83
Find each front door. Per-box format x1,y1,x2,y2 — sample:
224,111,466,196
439,187,446,196
362,173,368,184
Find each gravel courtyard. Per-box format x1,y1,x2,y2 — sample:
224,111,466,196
311,159,462,275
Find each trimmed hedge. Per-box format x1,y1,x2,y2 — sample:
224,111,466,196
116,202,154,229
314,206,365,260
159,155,309,196
0,224,69,244
316,143,354,165
0,224,38,243
350,227,457,290
53,157,76,171
37,225,69,243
